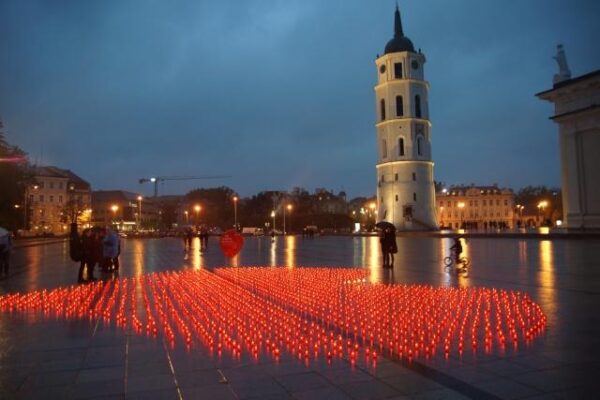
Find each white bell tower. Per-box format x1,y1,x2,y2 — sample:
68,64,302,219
374,6,437,230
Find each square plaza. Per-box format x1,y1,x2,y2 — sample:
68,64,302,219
1,235,599,399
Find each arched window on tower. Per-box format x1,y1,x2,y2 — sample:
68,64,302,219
398,137,405,156
415,95,422,118
380,99,386,121
417,136,423,156
395,96,403,117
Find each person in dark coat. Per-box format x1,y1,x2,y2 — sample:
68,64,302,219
380,227,397,268
79,228,96,282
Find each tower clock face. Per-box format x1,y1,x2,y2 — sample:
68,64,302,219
411,60,419,70
379,64,386,74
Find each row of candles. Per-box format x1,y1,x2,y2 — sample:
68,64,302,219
0,267,546,365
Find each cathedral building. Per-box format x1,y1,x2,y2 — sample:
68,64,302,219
374,6,438,230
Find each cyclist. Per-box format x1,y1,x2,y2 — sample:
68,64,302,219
450,237,463,264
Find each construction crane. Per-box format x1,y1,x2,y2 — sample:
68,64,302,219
139,175,231,197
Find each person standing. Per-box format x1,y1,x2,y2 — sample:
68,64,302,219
0,228,12,277
380,228,391,267
386,228,398,268
103,228,121,272
78,229,92,282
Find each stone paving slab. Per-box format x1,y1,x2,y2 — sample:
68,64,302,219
1,236,600,399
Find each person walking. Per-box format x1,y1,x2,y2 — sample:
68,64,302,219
0,228,12,277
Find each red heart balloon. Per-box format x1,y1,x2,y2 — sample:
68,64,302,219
219,229,244,258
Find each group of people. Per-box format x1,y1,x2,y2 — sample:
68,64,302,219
72,225,121,283
0,227,12,277
182,226,209,252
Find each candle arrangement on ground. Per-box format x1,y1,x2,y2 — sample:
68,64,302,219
0,267,546,365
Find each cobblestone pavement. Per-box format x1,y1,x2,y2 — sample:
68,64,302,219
1,235,599,399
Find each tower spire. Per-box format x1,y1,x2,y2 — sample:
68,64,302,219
394,3,404,37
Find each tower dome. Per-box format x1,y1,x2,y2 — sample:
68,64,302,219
384,6,415,54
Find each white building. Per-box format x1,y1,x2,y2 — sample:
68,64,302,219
374,6,437,230
537,46,600,229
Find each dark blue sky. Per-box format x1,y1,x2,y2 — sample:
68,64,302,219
1,0,599,198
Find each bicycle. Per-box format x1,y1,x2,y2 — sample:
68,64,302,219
443,252,470,273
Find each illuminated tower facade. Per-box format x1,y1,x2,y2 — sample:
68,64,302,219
374,6,437,230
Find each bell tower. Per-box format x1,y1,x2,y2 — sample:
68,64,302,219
374,6,437,230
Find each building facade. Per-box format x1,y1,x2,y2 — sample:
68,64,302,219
537,50,600,229
437,186,515,230
92,191,158,231
24,166,91,235
374,6,437,231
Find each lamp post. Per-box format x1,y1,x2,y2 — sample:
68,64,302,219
194,204,201,226
537,201,548,227
369,202,376,229
233,196,238,230
184,210,189,224
137,196,143,230
271,210,276,232
440,206,444,228
285,204,292,234
457,202,465,229
110,204,119,228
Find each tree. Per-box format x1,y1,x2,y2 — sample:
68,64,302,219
0,120,31,231
185,186,236,228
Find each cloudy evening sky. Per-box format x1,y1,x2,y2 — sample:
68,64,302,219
1,0,599,198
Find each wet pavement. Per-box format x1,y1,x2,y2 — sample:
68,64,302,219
1,235,599,399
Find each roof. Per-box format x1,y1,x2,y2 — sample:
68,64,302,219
31,166,90,190
550,104,600,120
536,69,600,97
92,190,144,203
384,6,415,55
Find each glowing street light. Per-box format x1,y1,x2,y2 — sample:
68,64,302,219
137,196,143,230
283,204,292,235
110,204,119,228
271,210,276,232
457,202,465,229
233,196,239,230
537,201,548,226
184,210,189,224
194,205,201,225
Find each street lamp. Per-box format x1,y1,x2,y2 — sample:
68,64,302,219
184,210,189,224
440,206,444,228
537,201,548,227
110,204,119,228
457,202,465,229
233,196,238,230
285,204,292,234
137,196,143,230
271,210,276,232
194,204,201,225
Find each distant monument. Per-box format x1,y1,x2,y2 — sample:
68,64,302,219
373,6,438,231
537,45,600,229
